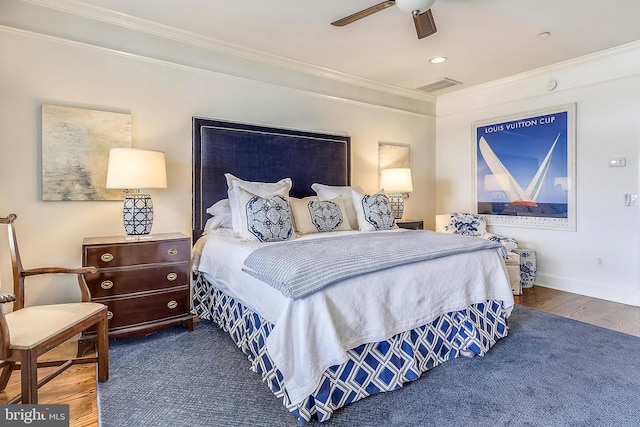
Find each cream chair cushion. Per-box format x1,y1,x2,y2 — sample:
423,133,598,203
6,303,105,350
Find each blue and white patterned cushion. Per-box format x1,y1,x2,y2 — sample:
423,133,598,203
246,194,293,242
234,185,294,242
436,213,487,237
290,196,352,234
351,188,395,231
311,184,363,230
483,232,519,253
225,173,292,235
308,200,344,232
435,213,519,257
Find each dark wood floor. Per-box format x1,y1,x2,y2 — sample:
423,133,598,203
1,286,638,426
515,285,640,338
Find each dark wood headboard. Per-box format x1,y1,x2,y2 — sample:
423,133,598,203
192,117,351,241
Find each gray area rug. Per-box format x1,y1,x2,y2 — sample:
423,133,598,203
98,305,640,426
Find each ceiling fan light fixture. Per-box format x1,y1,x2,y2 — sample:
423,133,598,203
396,0,436,14
331,0,438,40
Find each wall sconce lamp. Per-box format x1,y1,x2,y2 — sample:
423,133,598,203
106,148,167,236
380,168,414,220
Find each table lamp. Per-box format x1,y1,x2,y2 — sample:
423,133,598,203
106,148,167,236
380,168,413,220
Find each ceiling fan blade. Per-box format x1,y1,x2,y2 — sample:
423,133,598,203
413,9,437,39
331,1,396,27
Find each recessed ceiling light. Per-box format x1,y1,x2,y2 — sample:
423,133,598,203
429,56,447,64
537,32,551,38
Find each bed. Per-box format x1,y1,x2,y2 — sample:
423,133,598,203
191,117,515,425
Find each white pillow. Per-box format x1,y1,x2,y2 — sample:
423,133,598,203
351,188,396,231
311,183,363,230
235,185,294,242
289,196,317,234
225,174,292,235
206,199,231,216
203,215,233,233
203,199,233,232
290,196,352,234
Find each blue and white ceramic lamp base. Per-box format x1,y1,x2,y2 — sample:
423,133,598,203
123,193,154,235
388,194,404,220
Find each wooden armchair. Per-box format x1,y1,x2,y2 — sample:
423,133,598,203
0,214,108,404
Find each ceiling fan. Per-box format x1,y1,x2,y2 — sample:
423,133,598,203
331,0,437,39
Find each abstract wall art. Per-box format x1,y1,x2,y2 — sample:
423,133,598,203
42,104,131,201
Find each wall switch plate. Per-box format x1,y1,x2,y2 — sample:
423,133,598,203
609,157,626,167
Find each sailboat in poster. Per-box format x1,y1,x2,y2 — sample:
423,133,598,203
479,134,560,207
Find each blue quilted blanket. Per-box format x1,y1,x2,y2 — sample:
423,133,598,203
242,231,505,299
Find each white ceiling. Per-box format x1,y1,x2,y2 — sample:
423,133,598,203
75,0,640,94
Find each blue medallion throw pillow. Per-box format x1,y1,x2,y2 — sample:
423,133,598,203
361,192,395,231
289,196,352,234
246,194,293,242
308,200,344,232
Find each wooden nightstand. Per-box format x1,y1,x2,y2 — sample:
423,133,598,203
396,219,424,230
82,233,194,339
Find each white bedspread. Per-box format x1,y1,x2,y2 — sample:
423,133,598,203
193,229,514,405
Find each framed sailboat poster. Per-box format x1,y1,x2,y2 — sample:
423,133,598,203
473,103,576,231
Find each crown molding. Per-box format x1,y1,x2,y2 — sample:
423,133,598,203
2,24,436,120
437,39,640,112
22,0,436,105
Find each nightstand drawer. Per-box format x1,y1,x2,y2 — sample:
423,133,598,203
86,262,190,298
82,232,193,339
101,287,190,329
84,239,190,268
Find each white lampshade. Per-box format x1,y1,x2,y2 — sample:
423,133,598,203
380,168,414,193
106,148,167,190
106,148,167,236
396,0,436,14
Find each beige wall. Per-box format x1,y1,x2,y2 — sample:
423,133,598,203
0,27,435,306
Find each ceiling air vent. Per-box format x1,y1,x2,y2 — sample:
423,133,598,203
417,78,462,93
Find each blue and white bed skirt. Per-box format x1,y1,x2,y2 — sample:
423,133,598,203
192,273,509,425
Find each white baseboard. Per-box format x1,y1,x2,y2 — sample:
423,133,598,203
534,272,640,307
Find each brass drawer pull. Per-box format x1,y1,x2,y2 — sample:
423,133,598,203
100,253,114,262
167,248,178,256
167,300,178,309
167,272,177,281
101,280,114,290
107,311,114,320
